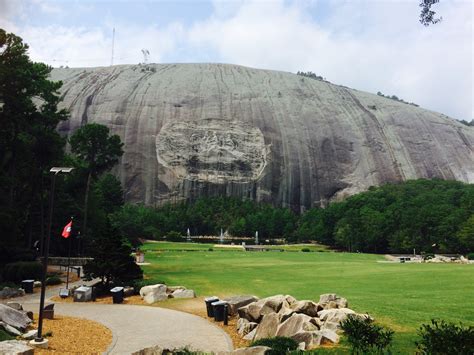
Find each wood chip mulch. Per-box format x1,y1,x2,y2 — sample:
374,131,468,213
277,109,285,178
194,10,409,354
31,314,112,354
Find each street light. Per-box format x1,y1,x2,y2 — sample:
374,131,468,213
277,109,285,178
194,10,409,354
31,167,74,349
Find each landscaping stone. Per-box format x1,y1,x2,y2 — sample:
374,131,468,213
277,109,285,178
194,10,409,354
291,300,321,317
320,321,339,331
318,294,348,309
0,321,22,336
242,327,257,341
166,286,185,293
253,313,280,341
140,284,168,304
0,304,32,331
171,289,195,299
21,329,38,340
7,302,23,311
236,318,258,336
320,329,340,344
276,313,318,337
291,331,320,349
238,302,264,323
0,340,34,355
318,308,355,323
224,295,259,316
0,287,25,299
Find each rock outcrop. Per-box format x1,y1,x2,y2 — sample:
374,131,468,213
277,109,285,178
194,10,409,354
50,64,474,210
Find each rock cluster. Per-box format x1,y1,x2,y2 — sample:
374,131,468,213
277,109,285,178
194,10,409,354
235,293,367,350
0,303,37,340
139,284,196,304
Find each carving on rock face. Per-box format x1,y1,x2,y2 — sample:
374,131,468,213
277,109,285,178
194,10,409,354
156,118,268,184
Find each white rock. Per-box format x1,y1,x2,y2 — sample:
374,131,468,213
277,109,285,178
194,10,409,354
21,329,38,340
0,340,34,355
140,284,168,304
171,289,195,299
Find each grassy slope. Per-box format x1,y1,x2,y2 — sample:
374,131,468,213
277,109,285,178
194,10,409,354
141,242,474,353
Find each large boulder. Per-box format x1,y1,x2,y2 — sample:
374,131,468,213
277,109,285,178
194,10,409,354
224,295,259,316
0,304,32,331
253,313,281,340
318,308,355,323
276,313,318,338
291,300,321,317
0,340,34,355
320,329,340,344
236,318,258,337
0,287,25,299
291,330,323,349
139,284,168,304
171,289,195,299
237,294,294,322
318,294,348,309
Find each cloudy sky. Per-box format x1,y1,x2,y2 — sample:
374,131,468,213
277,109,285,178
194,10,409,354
0,0,472,120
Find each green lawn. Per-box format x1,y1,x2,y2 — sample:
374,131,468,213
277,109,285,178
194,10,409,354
141,242,474,353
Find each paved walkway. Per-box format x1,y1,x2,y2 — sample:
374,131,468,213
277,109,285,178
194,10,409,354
5,282,233,354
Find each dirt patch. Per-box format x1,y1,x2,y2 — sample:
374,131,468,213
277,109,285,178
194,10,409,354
31,314,112,354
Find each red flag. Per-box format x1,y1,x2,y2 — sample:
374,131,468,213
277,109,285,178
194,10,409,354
61,220,73,238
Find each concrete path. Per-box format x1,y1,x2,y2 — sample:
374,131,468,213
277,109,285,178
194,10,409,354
5,281,233,354
22,302,233,354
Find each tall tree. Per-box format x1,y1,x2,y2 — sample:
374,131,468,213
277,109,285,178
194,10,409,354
0,29,67,245
69,123,123,244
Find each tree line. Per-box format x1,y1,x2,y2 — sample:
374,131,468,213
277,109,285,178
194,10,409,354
111,179,474,255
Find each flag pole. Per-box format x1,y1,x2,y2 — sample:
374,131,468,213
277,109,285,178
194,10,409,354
66,217,73,290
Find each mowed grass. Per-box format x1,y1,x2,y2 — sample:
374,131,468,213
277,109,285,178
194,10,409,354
141,242,474,353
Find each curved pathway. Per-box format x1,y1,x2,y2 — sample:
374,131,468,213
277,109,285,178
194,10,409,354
22,302,233,354
9,281,233,354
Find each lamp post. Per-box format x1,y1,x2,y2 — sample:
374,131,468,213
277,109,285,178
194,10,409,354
31,167,73,348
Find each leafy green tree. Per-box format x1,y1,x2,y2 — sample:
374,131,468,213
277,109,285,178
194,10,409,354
457,215,474,253
69,123,123,243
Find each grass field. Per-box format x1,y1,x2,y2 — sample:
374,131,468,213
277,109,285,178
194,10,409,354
141,242,474,353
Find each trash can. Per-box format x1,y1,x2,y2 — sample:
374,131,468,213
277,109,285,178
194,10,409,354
110,286,124,304
21,280,34,294
74,286,92,302
204,296,219,317
212,301,228,322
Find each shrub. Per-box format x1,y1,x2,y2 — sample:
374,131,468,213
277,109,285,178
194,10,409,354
167,231,183,242
467,253,474,260
45,276,62,285
3,261,42,283
301,248,311,252
340,314,394,354
251,336,299,355
208,248,214,252
0,328,14,341
415,319,474,355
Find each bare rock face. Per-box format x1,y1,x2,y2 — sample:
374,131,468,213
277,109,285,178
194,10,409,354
50,64,474,210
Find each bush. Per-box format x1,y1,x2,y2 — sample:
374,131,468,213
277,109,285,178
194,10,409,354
208,248,214,251
340,314,394,354
45,276,62,285
251,336,299,355
301,248,311,252
167,231,183,242
467,253,474,260
0,328,14,341
3,261,42,283
415,319,474,355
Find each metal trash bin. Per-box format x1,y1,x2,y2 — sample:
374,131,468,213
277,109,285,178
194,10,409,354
212,301,228,322
204,296,219,317
21,280,34,294
110,286,124,304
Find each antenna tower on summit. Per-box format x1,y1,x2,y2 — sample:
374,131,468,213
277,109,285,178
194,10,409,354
110,28,115,66
141,49,150,64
